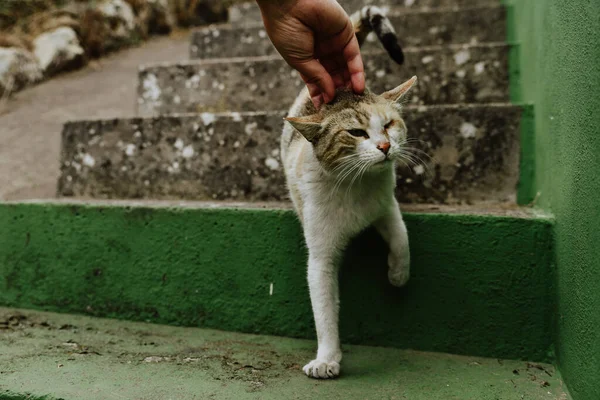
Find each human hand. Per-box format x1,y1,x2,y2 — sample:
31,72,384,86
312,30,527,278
257,0,365,108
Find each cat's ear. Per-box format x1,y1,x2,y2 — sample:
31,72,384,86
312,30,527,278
381,76,417,102
284,114,323,142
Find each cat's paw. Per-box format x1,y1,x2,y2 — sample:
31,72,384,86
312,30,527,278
388,252,410,287
303,359,340,379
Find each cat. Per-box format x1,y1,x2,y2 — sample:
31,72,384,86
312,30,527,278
281,6,416,379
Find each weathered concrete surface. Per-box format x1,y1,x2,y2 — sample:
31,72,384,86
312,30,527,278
58,104,522,204
0,307,568,400
195,6,506,59
0,201,555,361
0,32,191,202
138,43,509,115
228,1,502,26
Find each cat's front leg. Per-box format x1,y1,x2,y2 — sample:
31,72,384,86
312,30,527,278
374,201,410,287
302,220,345,379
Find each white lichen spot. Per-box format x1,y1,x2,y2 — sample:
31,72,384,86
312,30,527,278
212,29,220,38
182,145,194,158
265,157,280,171
429,26,440,35
366,32,376,42
134,131,142,138
200,70,206,77
200,112,216,126
193,123,200,131
121,166,128,172
406,178,413,184
493,61,501,68
375,69,386,78
414,165,425,175
142,73,161,102
454,49,471,66
455,69,466,79
82,154,95,167
208,128,215,136
173,95,181,104
474,61,486,75
421,55,434,64
271,149,279,157
258,30,267,38
89,128,96,135
185,74,201,89
405,0,416,6
460,122,477,139
219,139,225,146
245,122,258,135
67,175,73,182
233,140,241,148
172,161,180,170
144,180,150,186
250,83,258,91
125,143,136,156
174,138,184,150
231,112,242,122
218,83,225,91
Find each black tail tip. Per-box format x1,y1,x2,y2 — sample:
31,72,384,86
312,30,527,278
380,34,404,65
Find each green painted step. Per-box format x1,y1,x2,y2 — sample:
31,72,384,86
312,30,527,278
0,307,569,400
0,200,554,362
194,6,506,59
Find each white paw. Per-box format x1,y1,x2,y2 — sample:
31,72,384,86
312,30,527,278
388,252,410,287
303,359,340,379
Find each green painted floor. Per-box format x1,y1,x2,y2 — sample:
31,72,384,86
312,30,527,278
0,308,569,400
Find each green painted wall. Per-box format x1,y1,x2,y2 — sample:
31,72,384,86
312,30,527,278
505,1,600,399
0,203,554,361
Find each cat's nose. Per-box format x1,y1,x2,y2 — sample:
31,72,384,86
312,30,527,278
377,142,391,155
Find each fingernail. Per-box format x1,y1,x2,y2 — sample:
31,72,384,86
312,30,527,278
323,92,332,104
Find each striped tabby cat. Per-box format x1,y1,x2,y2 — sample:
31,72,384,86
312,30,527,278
281,6,416,379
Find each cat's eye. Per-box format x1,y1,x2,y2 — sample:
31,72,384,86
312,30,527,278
384,121,395,130
347,129,369,138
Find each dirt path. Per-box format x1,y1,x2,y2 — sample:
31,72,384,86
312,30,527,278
0,31,190,201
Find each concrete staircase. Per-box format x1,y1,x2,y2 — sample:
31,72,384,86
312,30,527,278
0,1,569,399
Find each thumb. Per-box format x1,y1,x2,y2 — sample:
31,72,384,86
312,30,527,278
293,59,336,107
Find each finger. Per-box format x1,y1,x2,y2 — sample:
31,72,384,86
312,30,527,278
320,58,346,88
343,35,365,93
293,59,336,104
301,76,325,109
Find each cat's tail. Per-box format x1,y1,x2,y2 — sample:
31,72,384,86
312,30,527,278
350,6,404,65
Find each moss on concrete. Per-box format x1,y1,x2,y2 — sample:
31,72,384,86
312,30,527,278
0,201,554,361
505,1,600,399
0,307,570,400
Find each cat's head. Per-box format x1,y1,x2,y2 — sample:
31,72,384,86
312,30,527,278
285,76,417,174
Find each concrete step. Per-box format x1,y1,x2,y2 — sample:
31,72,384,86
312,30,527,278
138,43,510,116
228,1,502,25
0,200,553,363
57,104,527,204
197,6,506,59
0,307,568,400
